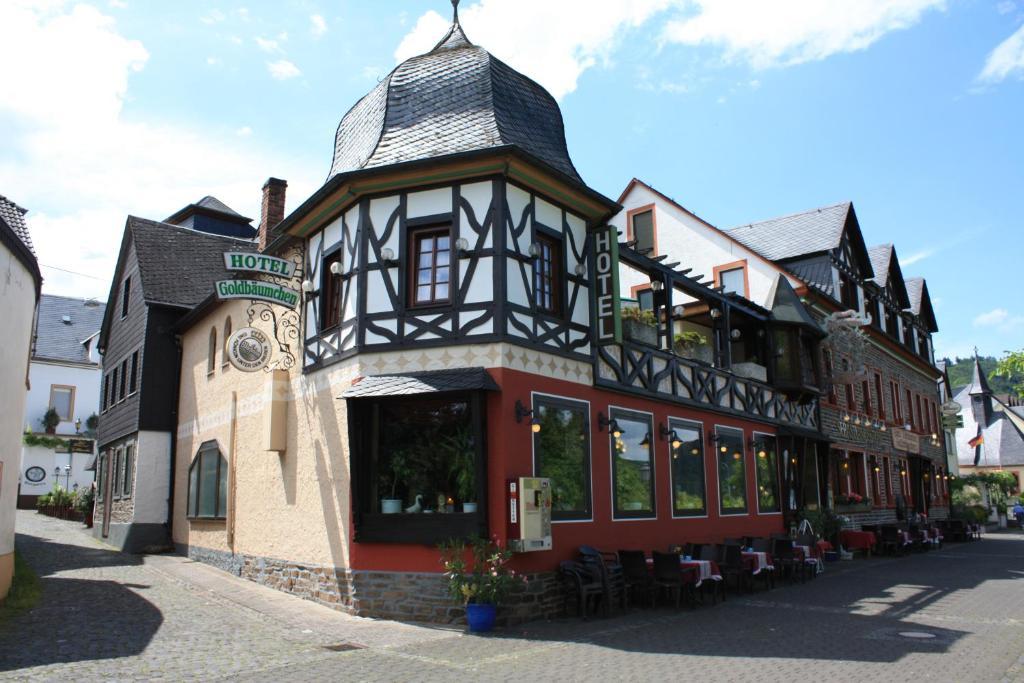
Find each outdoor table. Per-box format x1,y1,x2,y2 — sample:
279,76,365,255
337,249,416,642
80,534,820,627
741,551,773,575
795,544,824,574
680,559,722,588
839,530,876,554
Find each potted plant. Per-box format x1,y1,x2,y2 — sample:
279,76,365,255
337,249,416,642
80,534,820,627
41,407,60,435
76,486,95,527
439,537,525,633
673,331,710,362
621,307,658,347
443,425,477,512
380,450,409,514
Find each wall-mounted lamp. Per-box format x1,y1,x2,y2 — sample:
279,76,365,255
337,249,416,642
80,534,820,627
329,261,343,276
904,423,912,432
528,242,541,259
75,417,82,434
574,262,587,277
659,423,682,450
598,412,622,438
639,432,651,447
854,416,862,426
379,247,398,267
880,423,888,432
843,412,851,423
900,469,907,476
515,400,541,433
730,328,742,340
672,305,685,317
649,280,664,292
709,308,722,320
455,237,471,259
300,279,314,293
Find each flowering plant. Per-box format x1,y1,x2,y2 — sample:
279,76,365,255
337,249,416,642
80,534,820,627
439,537,526,605
836,492,865,505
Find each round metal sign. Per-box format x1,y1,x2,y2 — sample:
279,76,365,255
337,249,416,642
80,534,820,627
25,466,47,483
227,327,272,372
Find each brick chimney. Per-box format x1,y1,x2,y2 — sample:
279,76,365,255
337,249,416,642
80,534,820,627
258,177,287,251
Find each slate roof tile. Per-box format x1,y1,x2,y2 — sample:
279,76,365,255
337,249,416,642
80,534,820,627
725,202,851,261
340,367,499,398
0,194,36,255
33,294,106,364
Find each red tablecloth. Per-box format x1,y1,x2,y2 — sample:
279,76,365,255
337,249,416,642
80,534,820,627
816,540,833,555
840,530,877,551
680,560,722,587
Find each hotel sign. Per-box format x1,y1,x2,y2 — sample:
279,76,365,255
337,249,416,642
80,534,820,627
224,252,294,278
593,225,622,344
216,280,299,308
891,428,920,454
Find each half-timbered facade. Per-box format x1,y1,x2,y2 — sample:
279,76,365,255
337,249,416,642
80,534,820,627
165,12,836,624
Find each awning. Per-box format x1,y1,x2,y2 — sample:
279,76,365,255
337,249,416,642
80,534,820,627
83,454,97,471
340,367,499,399
777,424,831,442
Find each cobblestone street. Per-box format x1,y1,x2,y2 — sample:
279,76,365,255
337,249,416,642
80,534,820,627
2,511,1023,682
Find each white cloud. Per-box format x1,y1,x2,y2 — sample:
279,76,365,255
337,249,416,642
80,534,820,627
310,14,327,38
267,59,301,80
205,56,222,66
978,24,1024,84
997,1,1016,14
235,126,253,137
972,308,1024,330
901,248,934,266
661,0,945,69
108,0,127,8
0,2,317,299
200,9,225,25
395,1,675,100
254,35,281,53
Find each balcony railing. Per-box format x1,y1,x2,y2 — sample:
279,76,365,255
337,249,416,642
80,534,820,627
595,340,819,431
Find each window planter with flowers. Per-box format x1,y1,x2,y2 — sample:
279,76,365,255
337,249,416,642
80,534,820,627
621,306,658,347
834,492,872,513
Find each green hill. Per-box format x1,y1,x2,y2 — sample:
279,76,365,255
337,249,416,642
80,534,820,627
942,355,1023,396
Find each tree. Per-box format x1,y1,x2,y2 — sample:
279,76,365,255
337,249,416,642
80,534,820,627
994,349,1024,399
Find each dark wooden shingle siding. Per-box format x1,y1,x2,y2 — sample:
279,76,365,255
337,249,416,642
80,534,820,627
98,242,146,447
138,305,184,432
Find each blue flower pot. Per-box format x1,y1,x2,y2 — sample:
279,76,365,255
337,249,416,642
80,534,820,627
465,602,497,633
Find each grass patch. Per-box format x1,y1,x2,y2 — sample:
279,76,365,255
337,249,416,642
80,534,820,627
0,552,42,623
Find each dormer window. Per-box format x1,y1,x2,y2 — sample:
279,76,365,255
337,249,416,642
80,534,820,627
838,271,859,311
410,225,451,307
532,233,561,315
628,207,656,255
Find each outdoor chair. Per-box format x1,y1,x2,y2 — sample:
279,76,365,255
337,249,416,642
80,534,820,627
771,537,805,584
699,544,719,562
579,546,627,615
717,544,752,594
879,526,903,556
559,560,604,619
723,538,743,547
651,551,696,609
618,550,656,608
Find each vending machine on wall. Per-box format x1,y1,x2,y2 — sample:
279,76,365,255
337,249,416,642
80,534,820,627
507,477,552,552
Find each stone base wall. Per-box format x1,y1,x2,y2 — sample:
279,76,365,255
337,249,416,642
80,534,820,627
178,543,563,625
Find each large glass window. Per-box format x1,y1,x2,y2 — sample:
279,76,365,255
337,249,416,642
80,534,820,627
534,396,590,520
610,409,655,518
410,226,451,306
122,444,134,497
630,209,655,254
532,234,561,315
753,434,780,513
187,442,227,519
669,419,706,517
352,393,485,544
801,444,820,511
715,426,747,514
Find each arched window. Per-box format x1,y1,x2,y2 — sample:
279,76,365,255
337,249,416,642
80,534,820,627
207,327,217,375
222,317,232,369
187,441,227,519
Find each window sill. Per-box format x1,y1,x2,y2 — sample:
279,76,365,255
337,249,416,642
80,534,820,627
355,511,482,545
188,516,226,523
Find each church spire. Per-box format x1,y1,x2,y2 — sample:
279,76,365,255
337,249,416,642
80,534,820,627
968,350,992,396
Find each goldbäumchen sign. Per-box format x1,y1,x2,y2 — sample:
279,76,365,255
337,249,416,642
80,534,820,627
216,280,299,307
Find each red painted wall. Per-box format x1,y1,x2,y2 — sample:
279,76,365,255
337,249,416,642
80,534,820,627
351,367,786,572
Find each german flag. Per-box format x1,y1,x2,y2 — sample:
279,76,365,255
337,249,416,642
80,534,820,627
968,432,984,449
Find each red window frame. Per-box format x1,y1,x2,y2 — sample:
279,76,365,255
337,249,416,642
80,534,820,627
861,379,872,417
874,373,886,421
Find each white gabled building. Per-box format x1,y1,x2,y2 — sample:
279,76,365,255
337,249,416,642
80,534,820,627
19,295,106,505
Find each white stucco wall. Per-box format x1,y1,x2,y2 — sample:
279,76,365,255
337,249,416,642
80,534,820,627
610,182,801,309
24,360,101,436
19,445,94,496
0,243,37,593
134,430,171,524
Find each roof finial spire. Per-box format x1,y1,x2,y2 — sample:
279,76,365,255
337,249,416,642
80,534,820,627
451,0,460,24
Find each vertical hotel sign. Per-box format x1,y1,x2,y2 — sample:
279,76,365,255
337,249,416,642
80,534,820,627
593,225,621,344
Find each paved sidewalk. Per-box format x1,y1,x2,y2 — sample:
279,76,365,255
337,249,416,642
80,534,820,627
3,511,1024,682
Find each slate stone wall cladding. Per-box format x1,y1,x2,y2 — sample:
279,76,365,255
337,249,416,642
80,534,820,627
181,543,562,624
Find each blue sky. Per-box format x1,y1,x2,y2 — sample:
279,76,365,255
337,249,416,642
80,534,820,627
1,0,1022,362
